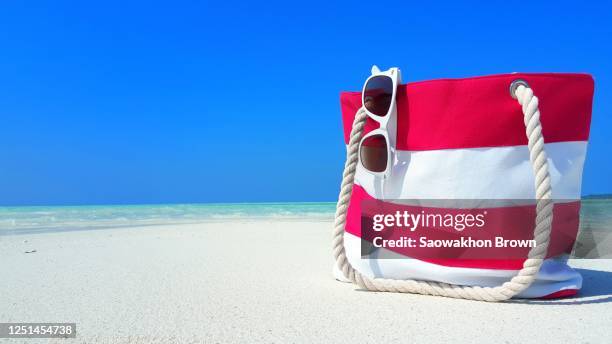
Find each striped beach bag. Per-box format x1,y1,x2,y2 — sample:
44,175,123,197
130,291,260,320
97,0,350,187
333,69,594,301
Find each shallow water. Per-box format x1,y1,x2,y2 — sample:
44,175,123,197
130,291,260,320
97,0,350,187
0,202,336,235
0,199,610,235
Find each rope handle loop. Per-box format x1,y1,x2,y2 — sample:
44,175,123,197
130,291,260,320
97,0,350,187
332,81,553,301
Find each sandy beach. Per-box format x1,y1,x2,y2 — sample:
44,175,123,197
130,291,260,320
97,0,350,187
1,220,611,343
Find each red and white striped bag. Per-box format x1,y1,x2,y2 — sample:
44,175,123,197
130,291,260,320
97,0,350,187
333,72,594,301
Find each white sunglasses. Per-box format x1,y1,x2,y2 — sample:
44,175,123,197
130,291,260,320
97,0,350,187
358,65,402,178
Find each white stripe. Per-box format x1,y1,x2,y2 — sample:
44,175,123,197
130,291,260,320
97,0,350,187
344,233,582,298
355,141,587,201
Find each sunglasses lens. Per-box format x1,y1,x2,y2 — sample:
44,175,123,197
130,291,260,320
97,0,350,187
363,76,393,116
360,135,388,173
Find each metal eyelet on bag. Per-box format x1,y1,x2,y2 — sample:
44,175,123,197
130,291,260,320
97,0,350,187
510,79,530,99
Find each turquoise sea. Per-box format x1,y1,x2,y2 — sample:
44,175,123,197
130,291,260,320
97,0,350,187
0,202,336,235
0,200,610,236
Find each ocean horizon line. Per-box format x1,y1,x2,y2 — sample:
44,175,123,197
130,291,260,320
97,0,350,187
1,193,612,209
0,200,338,209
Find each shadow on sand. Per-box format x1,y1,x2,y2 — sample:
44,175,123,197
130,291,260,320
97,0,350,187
513,268,612,305
352,267,612,305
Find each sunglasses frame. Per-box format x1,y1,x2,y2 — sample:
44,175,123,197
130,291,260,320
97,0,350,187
358,65,401,178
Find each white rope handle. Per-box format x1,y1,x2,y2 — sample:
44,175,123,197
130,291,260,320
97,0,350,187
332,81,553,301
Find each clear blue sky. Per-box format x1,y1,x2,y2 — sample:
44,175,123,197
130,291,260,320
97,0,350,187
0,1,610,206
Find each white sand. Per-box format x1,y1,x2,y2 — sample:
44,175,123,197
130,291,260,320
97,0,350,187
1,220,611,343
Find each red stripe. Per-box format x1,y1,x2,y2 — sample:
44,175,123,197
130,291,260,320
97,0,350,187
341,73,593,150
540,289,578,299
346,184,580,270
